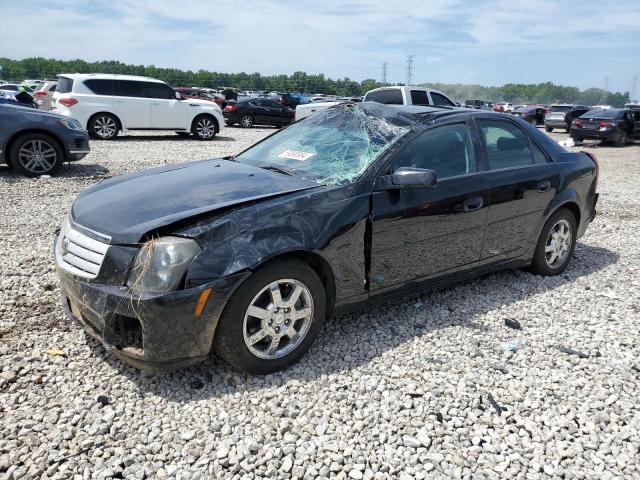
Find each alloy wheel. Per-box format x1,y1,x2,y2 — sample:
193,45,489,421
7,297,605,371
94,116,117,139
18,139,57,174
242,279,314,360
241,115,253,128
196,117,215,138
544,219,572,268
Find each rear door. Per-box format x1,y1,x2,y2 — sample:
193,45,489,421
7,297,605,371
264,100,291,125
112,80,151,128
476,117,558,261
249,100,270,125
145,82,186,129
369,121,490,291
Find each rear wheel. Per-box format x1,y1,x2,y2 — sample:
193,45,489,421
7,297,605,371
213,259,326,374
88,113,119,140
615,133,628,147
545,126,553,132
240,115,254,128
10,133,63,177
529,119,537,127
528,208,577,276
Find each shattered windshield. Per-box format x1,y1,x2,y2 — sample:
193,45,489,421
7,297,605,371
234,105,411,185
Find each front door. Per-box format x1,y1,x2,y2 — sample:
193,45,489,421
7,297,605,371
369,121,490,292
145,82,187,129
475,117,558,261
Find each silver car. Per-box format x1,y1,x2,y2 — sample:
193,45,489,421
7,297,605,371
33,81,57,110
544,104,591,132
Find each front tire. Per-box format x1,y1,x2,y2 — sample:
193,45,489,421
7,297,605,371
191,115,217,140
10,133,63,177
88,113,119,140
213,259,326,374
528,209,577,276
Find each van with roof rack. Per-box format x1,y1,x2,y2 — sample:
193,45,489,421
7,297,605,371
52,74,224,140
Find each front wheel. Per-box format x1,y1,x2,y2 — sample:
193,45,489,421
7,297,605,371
191,115,217,140
240,115,254,128
213,259,326,374
10,133,63,177
528,209,577,276
615,133,628,147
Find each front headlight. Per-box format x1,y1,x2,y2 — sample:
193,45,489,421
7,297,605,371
59,118,84,130
126,237,201,294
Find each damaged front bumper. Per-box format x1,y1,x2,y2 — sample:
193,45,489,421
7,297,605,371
56,262,249,372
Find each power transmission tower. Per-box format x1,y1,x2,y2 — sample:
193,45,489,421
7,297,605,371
381,62,388,84
406,55,414,85
598,77,610,105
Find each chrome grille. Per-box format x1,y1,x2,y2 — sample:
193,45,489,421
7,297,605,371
56,220,109,279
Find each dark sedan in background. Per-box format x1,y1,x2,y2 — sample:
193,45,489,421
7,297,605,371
1,104,90,176
544,104,591,132
223,98,294,128
55,103,598,374
571,108,640,146
512,105,546,126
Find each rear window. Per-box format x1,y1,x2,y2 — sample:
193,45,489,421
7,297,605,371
116,80,145,97
365,89,403,105
410,90,429,106
56,77,74,94
549,106,572,113
84,79,115,96
514,107,535,113
581,109,623,119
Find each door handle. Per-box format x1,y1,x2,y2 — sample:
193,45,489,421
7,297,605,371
537,180,551,192
463,196,483,212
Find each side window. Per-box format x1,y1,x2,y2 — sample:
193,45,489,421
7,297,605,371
410,90,429,106
477,119,534,170
532,142,549,164
84,79,114,96
49,84,56,92
430,92,455,106
117,80,145,97
266,100,282,109
365,89,403,105
393,123,476,179
145,82,174,99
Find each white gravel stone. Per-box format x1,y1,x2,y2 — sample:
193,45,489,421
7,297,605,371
0,129,639,478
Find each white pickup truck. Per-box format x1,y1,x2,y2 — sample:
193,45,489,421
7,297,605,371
295,86,456,121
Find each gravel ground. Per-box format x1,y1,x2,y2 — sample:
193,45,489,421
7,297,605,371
1,127,639,479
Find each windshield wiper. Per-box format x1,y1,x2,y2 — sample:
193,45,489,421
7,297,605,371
259,165,295,176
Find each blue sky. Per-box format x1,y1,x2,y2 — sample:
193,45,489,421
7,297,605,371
2,0,639,94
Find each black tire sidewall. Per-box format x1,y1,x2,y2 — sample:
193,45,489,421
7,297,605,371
10,133,63,177
214,259,326,374
529,208,577,276
89,113,119,140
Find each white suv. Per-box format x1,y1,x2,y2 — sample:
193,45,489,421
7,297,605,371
52,74,224,140
363,86,456,107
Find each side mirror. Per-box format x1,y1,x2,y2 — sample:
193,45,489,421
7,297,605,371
378,167,438,189
175,91,182,100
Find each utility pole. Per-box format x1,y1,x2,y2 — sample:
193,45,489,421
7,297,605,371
631,75,638,102
406,55,414,86
381,62,388,85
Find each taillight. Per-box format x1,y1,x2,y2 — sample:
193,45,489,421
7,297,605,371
583,151,599,190
35,91,47,98
224,105,238,112
572,119,582,127
58,98,78,107
279,98,285,105
599,121,614,128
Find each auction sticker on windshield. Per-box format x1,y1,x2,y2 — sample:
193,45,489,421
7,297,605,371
278,150,315,161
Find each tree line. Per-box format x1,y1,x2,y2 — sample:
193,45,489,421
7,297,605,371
0,57,630,107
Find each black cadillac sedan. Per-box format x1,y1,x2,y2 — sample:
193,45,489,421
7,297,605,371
223,98,295,128
55,103,598,374
570,108,640,146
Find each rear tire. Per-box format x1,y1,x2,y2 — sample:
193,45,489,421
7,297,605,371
9,133,63,177
88,113,119,140
527,208,577,276
615,133,628,147
213,259,326,374
545,126,553,132
240,115,254,128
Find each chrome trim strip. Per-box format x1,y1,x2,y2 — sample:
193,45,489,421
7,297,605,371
69,149,90,154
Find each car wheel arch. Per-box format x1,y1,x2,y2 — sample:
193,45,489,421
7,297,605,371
5,129,64,167
88,111,123,131
191,114,219,134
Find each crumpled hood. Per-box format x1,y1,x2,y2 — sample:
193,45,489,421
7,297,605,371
71,159,318,244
